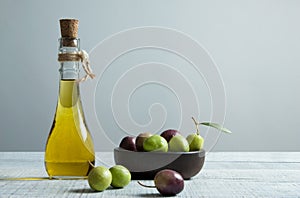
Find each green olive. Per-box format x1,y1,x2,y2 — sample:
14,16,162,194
88,166,112,191
109,165,131,188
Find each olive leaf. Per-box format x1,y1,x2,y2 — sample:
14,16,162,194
200,122,232,134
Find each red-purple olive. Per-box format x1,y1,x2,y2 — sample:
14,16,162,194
160,129,180,142
135,132,152,151
119,136,137,151
138,169,184,196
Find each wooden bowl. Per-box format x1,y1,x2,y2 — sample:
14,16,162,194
114,147,205,180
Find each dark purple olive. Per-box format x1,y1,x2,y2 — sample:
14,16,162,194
160,129,180,142
154,169,184,196
138,169,184,196
135,132,152,151
119,136,137,151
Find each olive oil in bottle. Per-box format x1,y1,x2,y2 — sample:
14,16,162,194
45,19,95,178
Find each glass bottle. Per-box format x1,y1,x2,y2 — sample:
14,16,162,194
45,19,95,178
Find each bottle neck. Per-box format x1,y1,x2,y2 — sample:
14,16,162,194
59,62,80,80
58,38,81,80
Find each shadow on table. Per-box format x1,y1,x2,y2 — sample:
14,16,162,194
135,193,161,197
69,186,123,194
69,188,97,194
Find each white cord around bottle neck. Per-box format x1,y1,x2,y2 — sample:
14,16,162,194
77,50,96,82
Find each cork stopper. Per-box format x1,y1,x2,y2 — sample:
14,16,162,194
60,19,78,38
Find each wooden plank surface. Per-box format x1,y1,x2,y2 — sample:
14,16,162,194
0,152,299,197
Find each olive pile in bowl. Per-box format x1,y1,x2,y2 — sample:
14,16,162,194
114,117,231,179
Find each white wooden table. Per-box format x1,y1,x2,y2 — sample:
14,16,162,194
0,152,299,197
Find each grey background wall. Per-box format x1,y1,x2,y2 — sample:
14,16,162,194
0,0,299,151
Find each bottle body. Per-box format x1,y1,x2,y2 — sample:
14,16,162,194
45,37,95,177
